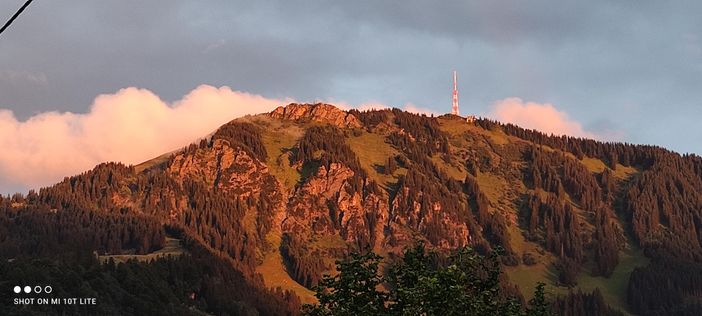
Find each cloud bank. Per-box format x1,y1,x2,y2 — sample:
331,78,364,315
0,85,287,194
488,98,596,138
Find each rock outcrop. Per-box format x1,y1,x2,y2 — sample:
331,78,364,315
167,139,271,197
269,103,362,128
282,162,388,250
389,185,470,250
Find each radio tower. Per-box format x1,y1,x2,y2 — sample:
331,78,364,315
452,70,459,116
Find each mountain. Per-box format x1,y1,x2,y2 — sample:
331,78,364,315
3,103,702,315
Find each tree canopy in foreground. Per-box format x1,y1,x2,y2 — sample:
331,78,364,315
302,243,552,316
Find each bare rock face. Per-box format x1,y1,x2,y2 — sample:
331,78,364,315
281,159,468,253
390,186,470,250
269,103,362,128
359,192,389,252
282,163,352,238
335,182,389,250
282,162,388,249
166,138,288,246
167,139,271,197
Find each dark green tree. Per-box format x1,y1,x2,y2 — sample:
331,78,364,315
526,282,551,316
303,243,554,316
302,252,389,316
388,244,522,316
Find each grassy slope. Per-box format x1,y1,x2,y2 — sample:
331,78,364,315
248,115,304,190
133,151,173,173
244,115,318,303
346,130,400,187
256,232,317,304
576,244,648,314
507,161,645,315
582,157,638,179
438,117,648,314
505,241,648,314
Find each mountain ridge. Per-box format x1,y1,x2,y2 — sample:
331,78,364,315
3,102,702,315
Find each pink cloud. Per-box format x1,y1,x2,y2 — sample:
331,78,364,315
0,85,288,193
488,98,595,138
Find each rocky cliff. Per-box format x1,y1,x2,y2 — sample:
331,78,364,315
269,103,362,128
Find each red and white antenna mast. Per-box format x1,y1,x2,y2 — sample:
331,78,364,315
452,70,459,116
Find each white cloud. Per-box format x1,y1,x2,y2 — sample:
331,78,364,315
0,85,288,194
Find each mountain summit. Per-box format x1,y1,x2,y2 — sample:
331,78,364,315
269,103,362,128
2,103,701,315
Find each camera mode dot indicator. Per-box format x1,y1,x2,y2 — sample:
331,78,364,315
23,286,31,293
13,286,21,294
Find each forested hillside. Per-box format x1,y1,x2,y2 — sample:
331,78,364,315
2,103,701,315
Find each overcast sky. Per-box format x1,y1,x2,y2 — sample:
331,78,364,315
1,1,701,192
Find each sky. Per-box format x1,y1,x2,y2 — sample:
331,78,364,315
0,1,701,193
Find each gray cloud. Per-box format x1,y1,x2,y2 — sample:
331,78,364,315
0,0,701,154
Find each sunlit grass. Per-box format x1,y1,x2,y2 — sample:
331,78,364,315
251,115,304,191
575,245,648,314
256,231,317,304
345,130,399,187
